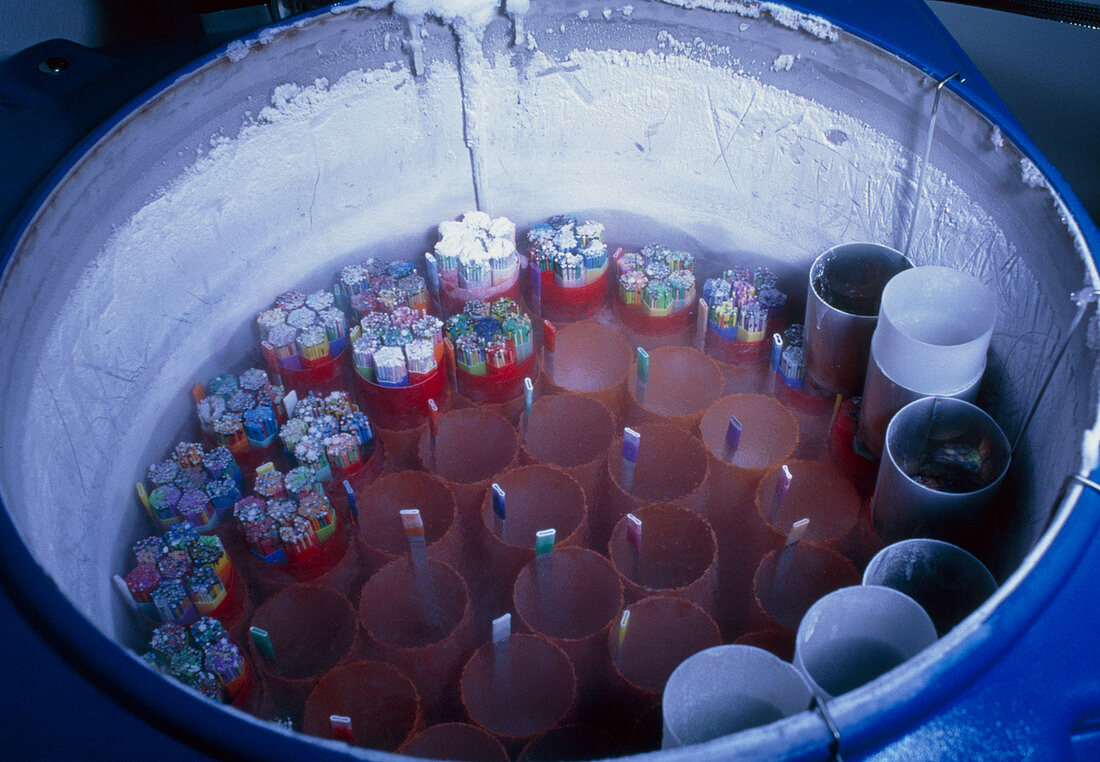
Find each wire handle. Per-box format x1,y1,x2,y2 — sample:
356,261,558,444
809,684,844,762
904,71,964,259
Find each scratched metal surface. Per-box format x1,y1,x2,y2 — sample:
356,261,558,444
0,0,1094,687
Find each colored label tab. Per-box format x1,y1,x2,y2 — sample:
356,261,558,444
542,320,556,353
400,509,425,538
622,427,641,464
636,347,649,385
618,610,630,650
726,415,743,453
626,514,642,551
250,626,275,660
492,613,511,644
492,483,506,521
535,528,556,557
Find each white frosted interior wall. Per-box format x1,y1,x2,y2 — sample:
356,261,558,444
476,40,1008,279
0,56,471,635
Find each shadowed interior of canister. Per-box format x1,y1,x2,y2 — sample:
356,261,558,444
0,1,1093,691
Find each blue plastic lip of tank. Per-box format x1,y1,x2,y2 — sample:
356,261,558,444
0,1,1097,758
0,5,330,276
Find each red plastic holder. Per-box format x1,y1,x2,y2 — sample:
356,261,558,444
322,440,385,522
283,517,349,581
206,566,249,633
536,268,609,322
456,350,537,405
439,271,523,317
703,328,769,365
354,364,448,431
774,374,834,416
269,339,351,399
612,293,694,337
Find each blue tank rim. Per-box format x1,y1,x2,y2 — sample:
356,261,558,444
0,1,1097,759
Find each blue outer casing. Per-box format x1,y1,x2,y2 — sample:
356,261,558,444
0,1,1098,760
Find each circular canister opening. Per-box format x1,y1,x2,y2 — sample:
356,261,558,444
248,584,357,681
357,471,457,559
662,645,811,748
809,243,911,317
358,557,468,649
460,634,578,742
700,393,800,472
874,396,1011,548
522,392,616,468
795,585,938,699
302,661,421,750
863,538,998,636
753,542,860,631
626,345,724,427
755,460,861,543
418,408,519,484
481,465,588,552
513,546,623,642
608,503,717,594
607,422,709,504
544,320,633,401
874,266,996,392
804,243,911,396
610,595,721,698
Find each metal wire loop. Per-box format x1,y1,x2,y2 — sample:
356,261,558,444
1071,473,1100,495
809,686,844,761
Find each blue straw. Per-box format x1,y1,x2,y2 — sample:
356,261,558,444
726,415,743,455
343,480,357,519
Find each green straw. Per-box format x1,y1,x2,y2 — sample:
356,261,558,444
250,626,275,661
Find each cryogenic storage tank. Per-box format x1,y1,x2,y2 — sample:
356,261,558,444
1,1,1098,759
